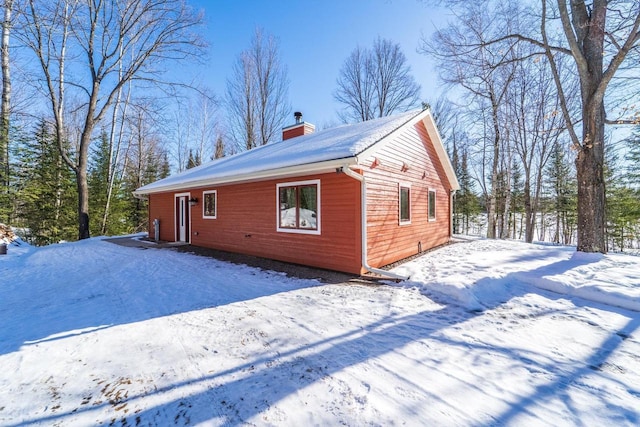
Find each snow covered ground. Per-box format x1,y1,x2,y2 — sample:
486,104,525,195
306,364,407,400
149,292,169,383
1,236,639,426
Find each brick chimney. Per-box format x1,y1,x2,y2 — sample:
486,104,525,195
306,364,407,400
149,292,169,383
282,111,315,141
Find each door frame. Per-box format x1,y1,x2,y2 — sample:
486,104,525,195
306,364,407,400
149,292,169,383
174,192,191,243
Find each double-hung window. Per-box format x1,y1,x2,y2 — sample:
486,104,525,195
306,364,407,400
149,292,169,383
277,180,320,234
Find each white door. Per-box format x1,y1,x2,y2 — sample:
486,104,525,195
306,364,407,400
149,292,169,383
176,195,188,242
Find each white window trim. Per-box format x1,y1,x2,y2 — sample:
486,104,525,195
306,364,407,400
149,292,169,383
428,188,437,222
276,179,321,235
399,183,411,225
202,190,217,219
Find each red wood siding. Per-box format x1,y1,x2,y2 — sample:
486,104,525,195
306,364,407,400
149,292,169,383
148,192,178,242
149,173,363,274
363,120,453,268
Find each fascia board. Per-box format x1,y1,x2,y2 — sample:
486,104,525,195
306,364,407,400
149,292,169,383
421,112,460,191
134,157,356,196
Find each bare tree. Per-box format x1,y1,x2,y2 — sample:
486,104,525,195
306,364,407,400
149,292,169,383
542,1,639,253
226,28,290,150
429,0,640,253
334,46,375,122
335,37,420,122
171,89,219,171
19,0,204,239
0,0,11,215
423,5,517,239
506,53,570,243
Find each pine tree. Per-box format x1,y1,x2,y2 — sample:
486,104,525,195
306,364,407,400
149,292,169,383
545,141,577,245
15,120,76,245
122,145,171,233
454,148,481,234
88,130,109,236
606,142,640,251
625,126,640,186
88,129,128,236
186,149,201,169
0,122,15,223
214,136,225,159
511,160,524,239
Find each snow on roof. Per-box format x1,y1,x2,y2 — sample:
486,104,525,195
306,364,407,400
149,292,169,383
136,110,423,195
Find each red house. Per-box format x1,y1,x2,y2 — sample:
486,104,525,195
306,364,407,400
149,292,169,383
134,109,459,278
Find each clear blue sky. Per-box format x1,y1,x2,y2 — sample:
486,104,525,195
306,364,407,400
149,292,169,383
188,0,450,128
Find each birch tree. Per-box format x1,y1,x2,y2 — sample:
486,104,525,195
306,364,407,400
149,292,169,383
19,0,203,239
0,0,11,220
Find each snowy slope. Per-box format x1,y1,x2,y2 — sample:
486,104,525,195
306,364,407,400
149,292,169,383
1,236,639,426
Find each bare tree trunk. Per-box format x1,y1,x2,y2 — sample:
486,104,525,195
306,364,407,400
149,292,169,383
499,145,512,239
486,91,501,239
101,79,131,235
523,177,534,242
1,0,12,217
576,107,606,252
77,97,96,239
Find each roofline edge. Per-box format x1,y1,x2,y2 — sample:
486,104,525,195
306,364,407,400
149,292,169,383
134,157,357,196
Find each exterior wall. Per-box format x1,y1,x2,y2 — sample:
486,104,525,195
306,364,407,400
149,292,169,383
148,172,363,274
149,192,179,242
362,119,453,268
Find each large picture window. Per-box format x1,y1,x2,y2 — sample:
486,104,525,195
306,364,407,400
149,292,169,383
203,190,217,219
399,184,411,224
277,180,320,234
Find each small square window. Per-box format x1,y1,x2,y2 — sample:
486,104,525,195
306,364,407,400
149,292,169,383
428,190,436,221
203,190,217,219
399,184,411,224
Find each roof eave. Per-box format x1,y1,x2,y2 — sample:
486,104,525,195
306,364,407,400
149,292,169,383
420,112,460,191
134,157,357,196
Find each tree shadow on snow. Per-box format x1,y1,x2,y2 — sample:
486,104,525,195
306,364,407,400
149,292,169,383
0,240,326,356
4,242,640,426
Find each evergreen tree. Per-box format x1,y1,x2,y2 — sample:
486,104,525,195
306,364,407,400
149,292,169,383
510,160,524,239
625,126,640,186
186,149,201,169
123,145,171,233
88,129,128,236
15,120,76,245
606,143,640,251
545,141,577,245
88,130,109,236
214,135,225,160
0,122,16,223
454,147,481,234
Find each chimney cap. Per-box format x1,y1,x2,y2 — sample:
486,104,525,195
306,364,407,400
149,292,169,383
294,111,303,123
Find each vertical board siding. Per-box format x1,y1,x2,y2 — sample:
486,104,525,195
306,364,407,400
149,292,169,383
363,120,453,268
149,173,362,274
